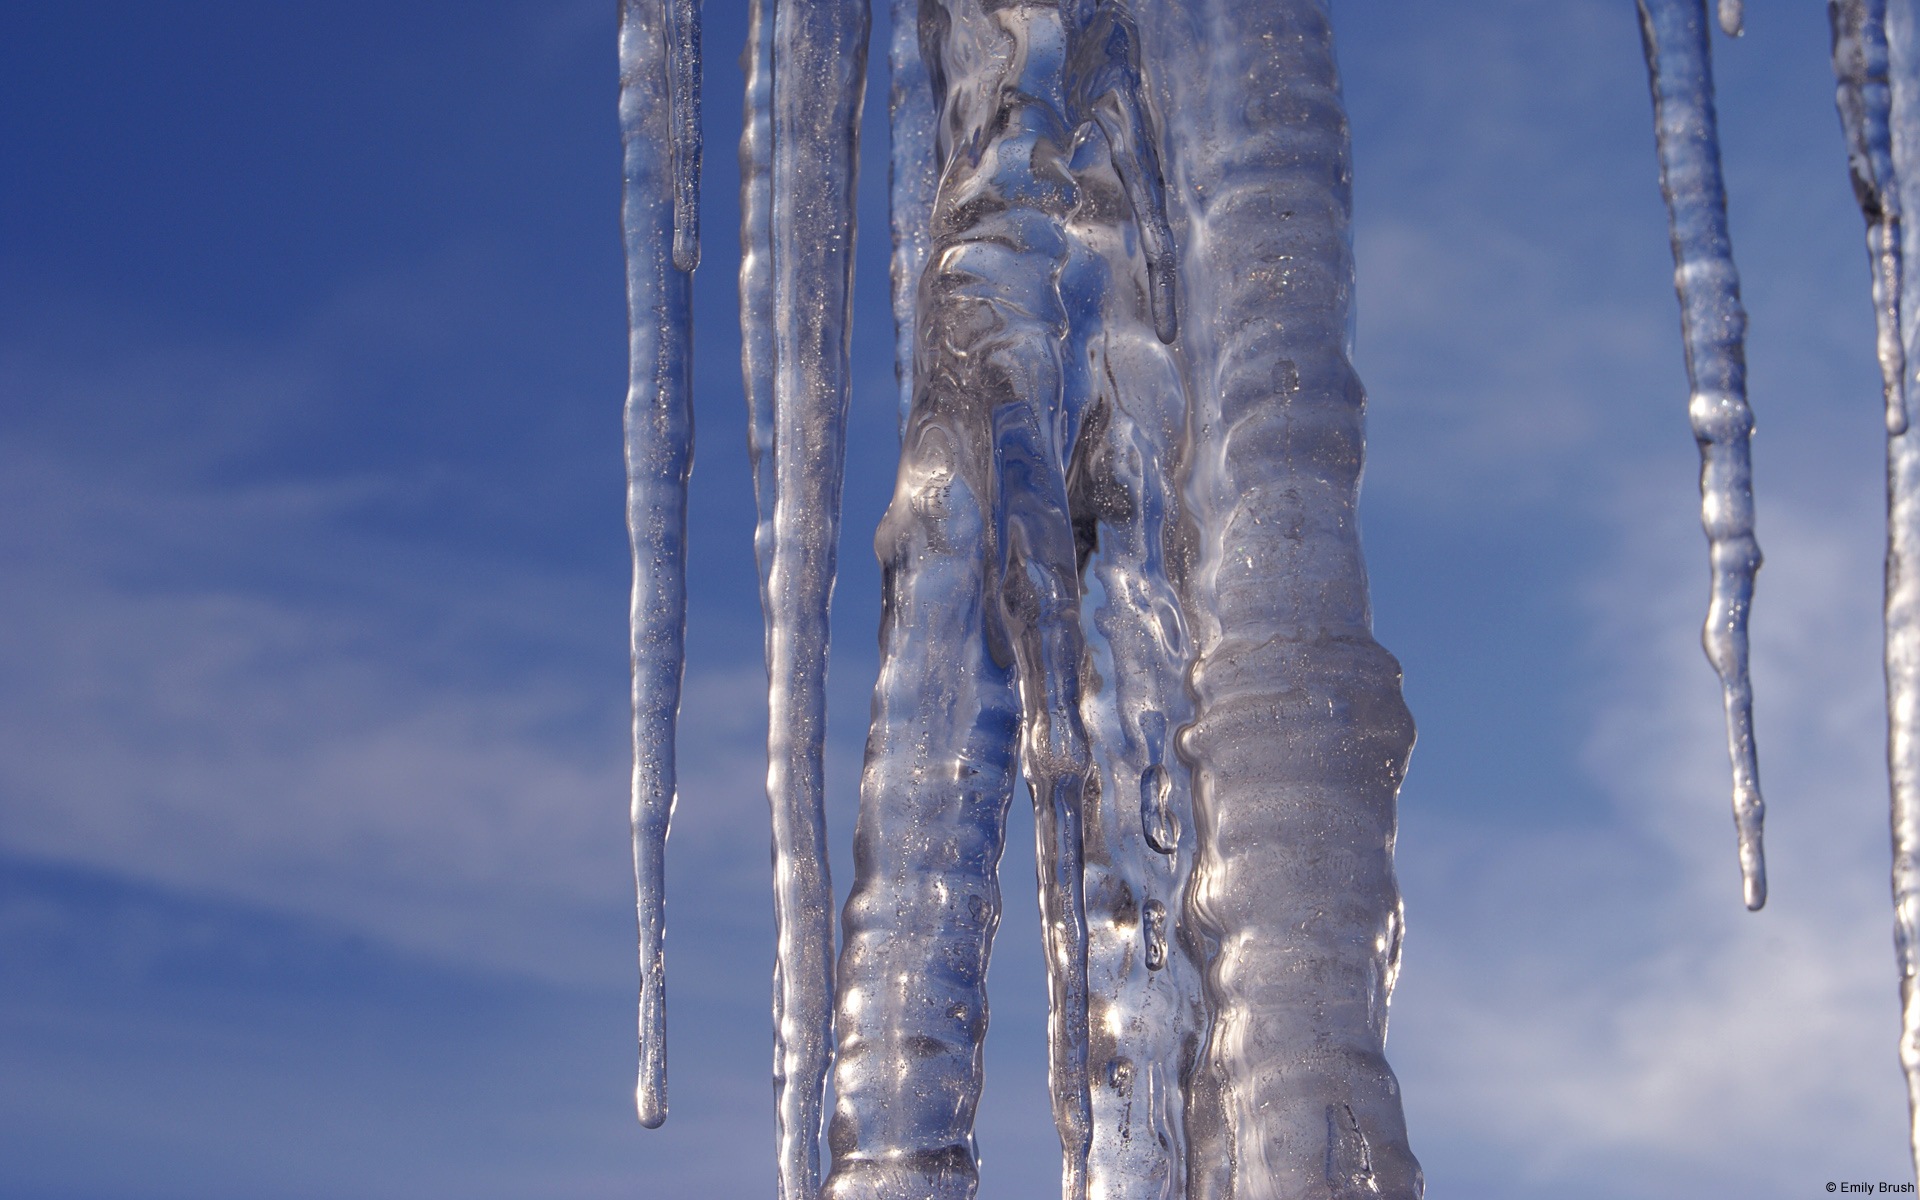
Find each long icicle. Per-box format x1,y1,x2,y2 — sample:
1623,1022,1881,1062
620,0,699,1129
1881,0,1920,1176
1637,0,1768,911
761,0,870,1190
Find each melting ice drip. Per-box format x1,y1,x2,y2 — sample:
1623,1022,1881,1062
617,0,1920,1193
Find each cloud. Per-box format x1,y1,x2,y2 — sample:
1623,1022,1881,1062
0,308,782,987
1391,471,1911,1193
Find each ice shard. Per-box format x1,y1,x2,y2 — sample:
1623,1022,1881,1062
1637,0,1768,911
620,0,699,1129
1879,0,1920,1176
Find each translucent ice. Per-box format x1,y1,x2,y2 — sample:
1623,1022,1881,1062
1877,0,1920,1174
619,0,698,1129
745,0,873,1191
1637,0,1768,911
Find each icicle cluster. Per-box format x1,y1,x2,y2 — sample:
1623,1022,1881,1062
627,0,1415,1194
1636,0,1768,911
625,0,1920,1191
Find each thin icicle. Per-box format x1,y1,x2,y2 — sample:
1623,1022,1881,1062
1636,0,1767,911
619,0,697,1130
888,0,936,433
1834,0,1908,436
757,0,870,1192
1718,0,1744,38
743,0,776,594
1880,0,1920,1177
667,0,703,272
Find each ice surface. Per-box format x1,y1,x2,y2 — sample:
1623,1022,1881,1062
1637,0,1768,911
619,0,697,1130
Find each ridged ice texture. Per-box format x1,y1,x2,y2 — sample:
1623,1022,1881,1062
1834,0,1909,436
1882,0,1920,1175
1637,0,1768,912
620,0,697,1130
750,0,872,1191
887,0,936,431
1125,1,1424,1195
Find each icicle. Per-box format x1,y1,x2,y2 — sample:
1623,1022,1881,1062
1880,0,1920,1177
1637,0,1768,912
619,0,698,1130
826,3,1100,1195
887,0,936,432
1834,0,1908,437
753,0,870,1191
1718,0,1745,38
743,0,776,594
1129,0,1425,1194
667,0,703,272
1057,16,1205,1197
1065,0,1179,344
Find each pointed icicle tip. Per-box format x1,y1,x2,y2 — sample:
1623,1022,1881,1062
1718,0,1744,37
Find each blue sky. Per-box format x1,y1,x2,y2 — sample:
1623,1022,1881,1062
0,1,1909,1196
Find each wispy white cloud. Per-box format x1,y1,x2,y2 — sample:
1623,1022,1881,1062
1392,475,1909,1192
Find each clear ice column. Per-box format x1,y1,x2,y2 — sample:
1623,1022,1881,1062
1131,2,1422,1196
1882,0,1920,1177
1637,0,1768,911
746,0,872,1191
620,0,699,1129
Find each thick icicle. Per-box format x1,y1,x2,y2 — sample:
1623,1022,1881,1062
754,0,871,1191
620,0,697,1130
1637,0,1768,911
1834,0,1908,437
1882,0,1920,1176
1129,1,1425,1195
887,0,936,432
